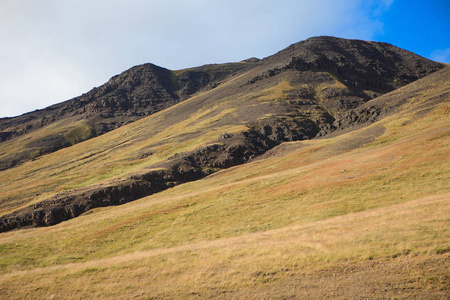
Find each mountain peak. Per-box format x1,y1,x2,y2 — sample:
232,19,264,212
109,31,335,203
263,36,443,91
0,36,444,172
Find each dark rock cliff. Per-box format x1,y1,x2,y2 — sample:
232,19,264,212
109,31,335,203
0,130,276,232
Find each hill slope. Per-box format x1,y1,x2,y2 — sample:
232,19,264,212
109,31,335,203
0,36,443,171
0,62,250,170
0,50,446,231
0,64,448,298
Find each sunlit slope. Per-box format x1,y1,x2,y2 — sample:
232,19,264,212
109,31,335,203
0,61,253,170
0,37,445,227
0,69,256,215
0,69,448,298
0,63,355,218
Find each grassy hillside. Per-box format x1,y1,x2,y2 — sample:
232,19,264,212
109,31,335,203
0,65,339,217
0,68,448,298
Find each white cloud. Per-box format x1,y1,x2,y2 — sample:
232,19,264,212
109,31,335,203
370,0,394,16
0,0,393,118
430,48,450,63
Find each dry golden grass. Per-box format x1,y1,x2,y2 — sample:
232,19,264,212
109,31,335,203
0,68,449,298
0,95,246,215
0,79,449,298
254,80,295,101
0,193,448,299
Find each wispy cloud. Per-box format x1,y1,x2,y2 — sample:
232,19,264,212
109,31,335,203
430,48,450,63
0,0,392,117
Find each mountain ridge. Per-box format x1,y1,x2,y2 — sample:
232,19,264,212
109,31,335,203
0,37,443,170
0,36,446,231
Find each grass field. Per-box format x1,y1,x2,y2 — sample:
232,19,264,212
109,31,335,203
0,70,448,298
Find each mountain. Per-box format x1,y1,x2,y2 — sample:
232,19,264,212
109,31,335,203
0,62,249,170
0,37,445,231
0,36,442,171
0,36,449,298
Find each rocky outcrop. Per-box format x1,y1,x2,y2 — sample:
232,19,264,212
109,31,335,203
316,67,450,136
249,117,320,142
280,37,443,89
248,36,443,112
0,130,276,232
176,70,212,99
0,169,201,231
168,130,277,169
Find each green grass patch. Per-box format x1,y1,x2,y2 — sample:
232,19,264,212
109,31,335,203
64,123,96,145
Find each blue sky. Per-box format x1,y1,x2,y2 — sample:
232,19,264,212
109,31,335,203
0,0,449,118
374,0,450,62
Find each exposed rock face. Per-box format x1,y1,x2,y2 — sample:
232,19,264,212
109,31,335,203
249,36,443,112
168,130,277,169
0,130,276,232
0,171,200,231
0,63,205,138
249,117,321,142
286,37,440,90
177,70,212,99
329,67,450,133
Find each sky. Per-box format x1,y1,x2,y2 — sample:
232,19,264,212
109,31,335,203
0,0,449,118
